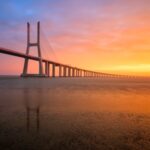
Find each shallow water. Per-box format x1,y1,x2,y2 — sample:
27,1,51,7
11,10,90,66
0,78,150,150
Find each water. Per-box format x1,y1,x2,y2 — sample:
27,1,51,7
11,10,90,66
0,78,150,150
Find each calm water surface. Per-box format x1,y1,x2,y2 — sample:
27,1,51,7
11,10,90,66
0,78,150,150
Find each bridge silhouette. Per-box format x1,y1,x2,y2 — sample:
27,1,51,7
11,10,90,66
0,22,130,78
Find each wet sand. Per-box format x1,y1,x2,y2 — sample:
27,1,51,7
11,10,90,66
0,78,150,150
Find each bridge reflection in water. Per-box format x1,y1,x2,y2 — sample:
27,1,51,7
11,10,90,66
23,89,42,132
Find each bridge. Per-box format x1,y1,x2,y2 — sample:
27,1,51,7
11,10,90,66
0,22,129,78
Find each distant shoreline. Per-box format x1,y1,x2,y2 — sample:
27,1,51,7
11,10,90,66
0,75,19,79
0,75,150,81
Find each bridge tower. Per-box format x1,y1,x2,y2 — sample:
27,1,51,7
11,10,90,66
21,22,45,77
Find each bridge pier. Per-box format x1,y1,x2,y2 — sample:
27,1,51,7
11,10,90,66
85,71,87,77
21,22,46,77
52,64,55,77
59,65,62,77
67,67,69,77
75,69,77,77
78,69,79,77
75,69,76,77
90,72,92,77
91,72,93,77
71,68,73,77
45,62,49,77
63,66,67,77
68,67,71,77
79,70,81,77
83,70,85,77
66,67,68,77
77,69,79,77
87,71,89,77
76,69,78,77
73,68,75,77
93,72,95,77
78,69,80,77
74,69,76,77
89,72,91,77
81,70,83,77
72,68,74,77
88,72,90,77
88,71,90,77
86,71,88,77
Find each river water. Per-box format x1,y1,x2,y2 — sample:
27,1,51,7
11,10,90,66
0,78,150,150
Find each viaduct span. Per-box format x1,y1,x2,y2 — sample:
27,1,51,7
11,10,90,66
0,22,128,78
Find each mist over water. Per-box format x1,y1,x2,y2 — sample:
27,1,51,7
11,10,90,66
0,78,150,150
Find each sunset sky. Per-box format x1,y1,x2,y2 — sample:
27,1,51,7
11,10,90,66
0,0,150,76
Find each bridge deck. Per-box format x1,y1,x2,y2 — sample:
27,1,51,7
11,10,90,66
0,47,77,69
0,47,131,78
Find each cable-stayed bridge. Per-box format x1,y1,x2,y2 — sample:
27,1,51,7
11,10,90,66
0,22,131,78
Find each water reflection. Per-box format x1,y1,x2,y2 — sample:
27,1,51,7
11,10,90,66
26,105,40,132
0,78,150,150
23,89,42,132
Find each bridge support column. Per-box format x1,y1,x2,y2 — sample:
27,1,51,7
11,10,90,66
80,70,82,77
76,69,77,77
21,22,45,77
52,64,55,77
77,69,79,77
79,70,81,77
85,71,87,77
76,69,78,77
45,62,49,77
84,71,86,77
63,66,66,77
75,69,77,77
91,72,93,77
70,68,73,77
59,66,62,77
77,69,80,77
90,72,92,77
86,71,88,77
74,69,76,77
68,67,71,77
72,68,75,77
87,72,89,77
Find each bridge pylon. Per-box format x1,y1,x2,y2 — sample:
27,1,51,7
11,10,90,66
21,22,46,77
